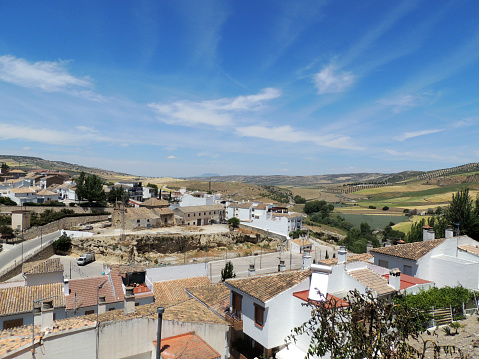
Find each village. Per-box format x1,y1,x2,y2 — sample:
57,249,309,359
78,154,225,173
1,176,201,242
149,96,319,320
0,164,479,358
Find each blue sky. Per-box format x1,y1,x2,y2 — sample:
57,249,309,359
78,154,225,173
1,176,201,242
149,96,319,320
1,1,478,177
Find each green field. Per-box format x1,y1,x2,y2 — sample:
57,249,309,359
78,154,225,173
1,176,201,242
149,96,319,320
339,213,410,230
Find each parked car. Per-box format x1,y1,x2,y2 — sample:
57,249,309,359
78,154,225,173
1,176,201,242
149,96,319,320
77,252,95,266
84,225,93,230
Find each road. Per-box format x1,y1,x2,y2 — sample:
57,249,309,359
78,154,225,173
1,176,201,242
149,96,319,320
0,231,62,276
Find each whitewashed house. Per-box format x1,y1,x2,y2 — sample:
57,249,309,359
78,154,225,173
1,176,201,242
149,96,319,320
370,227,479,290
227,202,254,221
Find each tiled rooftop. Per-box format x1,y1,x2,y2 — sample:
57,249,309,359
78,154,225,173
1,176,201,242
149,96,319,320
348,269,396,296
370,239,445,261
124,207,160,220
186,283,230,318
140,198,170,207
293,290,349,308
0,317,95,357
155,332,221,359
23,258,64,275
153,277,211,307
228,202,253,209
319,253,373,266
66,275,123,310
176,205,224,213
109,264,146,274
0,283,65,316
226,269,311,303
458,244,479,256
382,273,432,290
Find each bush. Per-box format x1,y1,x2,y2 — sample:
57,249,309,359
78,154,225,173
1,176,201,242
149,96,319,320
369,205,376,209
294,195,306,204
0,197,17,206
228,217,240,228
53,233,72,253
382,206,389,211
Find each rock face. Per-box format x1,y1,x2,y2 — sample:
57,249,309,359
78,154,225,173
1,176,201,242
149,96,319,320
71,231,267,263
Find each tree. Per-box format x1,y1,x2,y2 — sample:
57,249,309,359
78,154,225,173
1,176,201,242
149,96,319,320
75,172,106,205
294,195,306,204
444,188,479,239
1,162,9,170
108,186,129,204
221,261,236,281
53,232,72,253
228,217,240,228
287,289,464,359
304,200,333,215
146,183,159,196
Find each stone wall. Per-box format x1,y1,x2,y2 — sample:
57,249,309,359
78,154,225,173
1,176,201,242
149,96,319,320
21,215,110,240
0,205,113,215
238,223,287,242
0,244,54,282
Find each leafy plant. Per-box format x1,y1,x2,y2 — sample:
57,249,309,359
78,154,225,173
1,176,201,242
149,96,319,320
53,233,72,253
221,261,236,282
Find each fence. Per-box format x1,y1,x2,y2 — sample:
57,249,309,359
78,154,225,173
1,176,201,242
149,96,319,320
0,231,60,281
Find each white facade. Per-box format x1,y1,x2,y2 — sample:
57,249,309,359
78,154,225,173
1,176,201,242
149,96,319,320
372,235,479,290
180,193,215,207
227,203,253,221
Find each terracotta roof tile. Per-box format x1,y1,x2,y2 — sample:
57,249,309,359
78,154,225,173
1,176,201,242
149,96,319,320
156,332,221,359
319,253,373,266
348,269,396,296
229,202,253,209
370,239,445,261
186,283,230,318
23,258,63,275
226,270,311,303
153,277,211,307
0,283,65,316
140,198,169,207
458,244,479,256
66,275,123,310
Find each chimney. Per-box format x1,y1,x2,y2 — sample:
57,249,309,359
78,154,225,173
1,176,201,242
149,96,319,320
384,240,391,247
248,264,255,277
366,241,373,253
278,260,286,272
63,279,70,296
156,307,165,359
388,268,401,291
33,303,42,326
427,228,435,241
41,300,54,331
302,250,312,269
124,287,136,315
445,226,454,239
338,246,347,264
98,295,107,314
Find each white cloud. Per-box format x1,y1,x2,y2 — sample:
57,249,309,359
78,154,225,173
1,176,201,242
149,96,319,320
76,126,98,133
394,129,443,141
0,55,92,92
378,95,418,113
236,125,362,150
22,147,31,151
385,149,460,162
314,65,354,94
149,88,281,127
167,155,176,159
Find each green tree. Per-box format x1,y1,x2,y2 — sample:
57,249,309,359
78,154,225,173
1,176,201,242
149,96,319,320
221,261,236,282
108,186,129,204
1,162,9,170
444,188,479,239
228,217,240,228
288,290,464,359
304,200,334,215
53,232,72,253
146,183,159,196
75,172,106,205
293,195,306,204
406,219,426,243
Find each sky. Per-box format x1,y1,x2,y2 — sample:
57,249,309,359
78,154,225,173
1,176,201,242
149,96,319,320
1,1,479,178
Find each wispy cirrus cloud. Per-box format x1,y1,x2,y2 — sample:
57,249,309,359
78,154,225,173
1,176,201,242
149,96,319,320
314,65,354,94
236,125,363,150
148,87,281,127
0,55,92,92
385,149,460,162
394,129,444,142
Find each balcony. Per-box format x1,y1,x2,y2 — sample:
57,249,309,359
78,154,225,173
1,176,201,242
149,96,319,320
225,312,243,331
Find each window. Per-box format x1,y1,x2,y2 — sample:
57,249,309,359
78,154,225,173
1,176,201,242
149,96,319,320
109,308,115,311
232,292,242,318
378,260,388,268
403,265,412,276
188,214,190,217
254,304,265,327
85,310,94,315
135,302,139,307
3,318,23,330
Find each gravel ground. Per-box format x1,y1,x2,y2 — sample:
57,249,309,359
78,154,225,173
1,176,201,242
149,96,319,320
409,316,479,358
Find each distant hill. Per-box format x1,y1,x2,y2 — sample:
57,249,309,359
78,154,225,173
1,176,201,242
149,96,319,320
198,173,220,177
0,155,134,181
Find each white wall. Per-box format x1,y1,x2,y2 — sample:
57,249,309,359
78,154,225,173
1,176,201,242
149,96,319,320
26,272,64,286
146,263,208,283
428,255,479,289
180,194,214,207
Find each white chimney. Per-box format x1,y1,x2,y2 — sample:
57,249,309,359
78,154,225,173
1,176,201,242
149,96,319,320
124,287,136,315
384,240,391,247
278,260,286,272
366,242,373,253
98,295,107,314
427,228,435,241
63,279,70,296
302,250,312,269
33,303,42,326
422,226,429,241
248,264,255,277
388,268,401,291
41,300,54,331
445,226,454,239
338,246,347,264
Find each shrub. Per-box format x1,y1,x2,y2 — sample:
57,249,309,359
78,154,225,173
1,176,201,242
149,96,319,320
369,205,376,209
53,233,72,253
382,206,389,211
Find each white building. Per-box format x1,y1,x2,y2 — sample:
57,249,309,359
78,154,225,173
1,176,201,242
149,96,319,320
227,202,254,221
370,227,479,289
